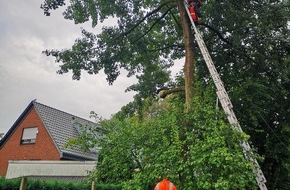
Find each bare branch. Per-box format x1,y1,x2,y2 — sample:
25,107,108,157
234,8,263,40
118,1,171,39
132,5,175,43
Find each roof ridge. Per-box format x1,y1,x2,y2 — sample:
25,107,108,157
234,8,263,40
32,101,97,125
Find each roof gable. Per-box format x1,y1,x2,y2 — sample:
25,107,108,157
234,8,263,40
1,100,98,161
0,101,35,149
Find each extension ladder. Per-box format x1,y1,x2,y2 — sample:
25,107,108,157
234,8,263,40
182,1,268,189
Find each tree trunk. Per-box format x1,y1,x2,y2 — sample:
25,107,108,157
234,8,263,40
177,0,196,111
176,0,197,183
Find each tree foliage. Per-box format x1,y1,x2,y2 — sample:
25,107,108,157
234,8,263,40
197,1,290,188
42,0,185,96
81,87,256,189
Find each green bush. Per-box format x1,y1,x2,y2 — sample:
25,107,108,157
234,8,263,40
0,177,20,190
0,177,122,190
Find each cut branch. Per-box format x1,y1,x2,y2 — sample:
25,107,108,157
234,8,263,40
159,87,185,99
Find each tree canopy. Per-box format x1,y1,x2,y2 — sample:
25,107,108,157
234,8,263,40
42,0,184,91
41,0,290,189
77,89,256,189
199,1,290,189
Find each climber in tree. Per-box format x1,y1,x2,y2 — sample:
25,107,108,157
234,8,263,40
187,0,200,23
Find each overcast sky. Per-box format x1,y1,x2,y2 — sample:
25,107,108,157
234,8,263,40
0,1,183,134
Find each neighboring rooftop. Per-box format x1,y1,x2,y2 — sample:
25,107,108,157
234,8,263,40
0,100,99,161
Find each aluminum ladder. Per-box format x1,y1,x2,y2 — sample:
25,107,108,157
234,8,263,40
183,1,268,189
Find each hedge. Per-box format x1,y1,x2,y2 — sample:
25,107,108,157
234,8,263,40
0,177,122,190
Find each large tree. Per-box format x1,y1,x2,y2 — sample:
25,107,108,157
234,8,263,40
42,0,196,109
41,0,290,189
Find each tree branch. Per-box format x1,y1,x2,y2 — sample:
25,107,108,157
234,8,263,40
131,150,143,171
118,1,171,39
159,87,185,99
198,22,259,64
148,43,184,52
198,23,233,46
167,4,182,30
132,5,175,43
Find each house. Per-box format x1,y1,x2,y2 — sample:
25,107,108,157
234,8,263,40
0,100,99,176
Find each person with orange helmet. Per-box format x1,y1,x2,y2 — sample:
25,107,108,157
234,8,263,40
187,0,202,23
188,1,199,23
154,179,177,190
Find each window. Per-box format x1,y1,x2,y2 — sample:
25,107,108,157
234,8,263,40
21,127,38,144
